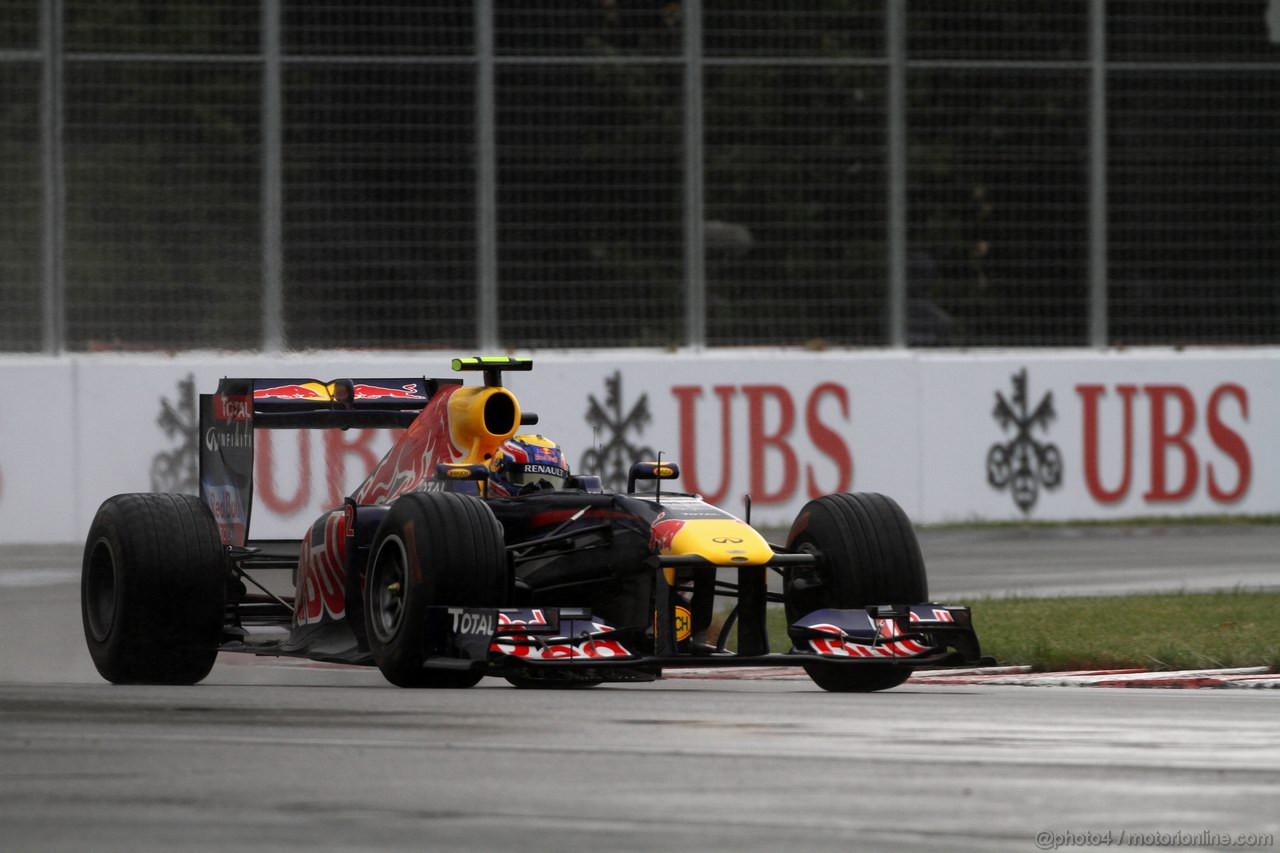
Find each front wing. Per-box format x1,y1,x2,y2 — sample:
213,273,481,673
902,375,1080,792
421,604,983,677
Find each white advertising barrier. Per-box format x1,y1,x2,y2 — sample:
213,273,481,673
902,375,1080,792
917,352,1277,523
0,349,1275,544
0,359,77,542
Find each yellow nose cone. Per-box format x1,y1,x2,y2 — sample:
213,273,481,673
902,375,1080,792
666,519,774,565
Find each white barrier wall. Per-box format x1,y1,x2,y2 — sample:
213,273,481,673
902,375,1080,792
1,360,77,542
1,349,1275,544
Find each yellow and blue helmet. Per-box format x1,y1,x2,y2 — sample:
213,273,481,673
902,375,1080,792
488,434,570,497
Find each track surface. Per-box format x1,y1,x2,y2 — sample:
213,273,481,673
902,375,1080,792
2,528,1278,852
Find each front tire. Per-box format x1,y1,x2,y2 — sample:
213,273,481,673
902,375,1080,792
81,493,227,685
784,492,927,693
365,491,506,688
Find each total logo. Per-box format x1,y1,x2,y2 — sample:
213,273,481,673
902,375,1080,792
214,394,252,421
449,608,496,637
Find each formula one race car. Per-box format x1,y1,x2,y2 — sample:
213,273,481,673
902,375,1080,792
81,357,982,692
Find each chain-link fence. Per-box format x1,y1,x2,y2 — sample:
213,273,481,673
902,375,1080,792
2,0,1278,353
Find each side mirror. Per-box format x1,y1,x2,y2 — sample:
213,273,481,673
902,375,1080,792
434,463,489,482
628,461,680,494
434,463,491,498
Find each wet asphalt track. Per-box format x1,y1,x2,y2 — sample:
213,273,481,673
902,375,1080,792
1,528,1278,852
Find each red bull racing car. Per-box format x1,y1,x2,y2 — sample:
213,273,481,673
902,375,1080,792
81,357,983,692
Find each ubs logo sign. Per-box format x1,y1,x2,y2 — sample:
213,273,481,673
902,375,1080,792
151,373,198,494
581,372,656,492
987,369,1062,512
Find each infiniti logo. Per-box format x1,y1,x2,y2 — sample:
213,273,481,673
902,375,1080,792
205,426,252,452
712,536,743,544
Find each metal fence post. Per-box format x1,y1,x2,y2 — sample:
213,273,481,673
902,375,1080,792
1088,0,1108,347
886,0,907,348
683,0,706,349
40,0,66,355
261,0,284,352
475,0,498,351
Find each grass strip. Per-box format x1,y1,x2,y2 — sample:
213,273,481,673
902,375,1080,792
760,589,1280,672
955,590,1280,672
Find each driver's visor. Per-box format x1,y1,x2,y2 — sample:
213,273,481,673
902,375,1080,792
507,463,569,490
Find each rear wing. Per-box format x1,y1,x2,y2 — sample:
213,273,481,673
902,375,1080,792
198,376,459,546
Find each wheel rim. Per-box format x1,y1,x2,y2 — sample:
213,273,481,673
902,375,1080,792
369,535,408,644
85,537,117,642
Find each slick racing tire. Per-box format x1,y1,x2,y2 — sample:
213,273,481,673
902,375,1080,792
365,492,506,688
81,493,227,685
784,492,927,693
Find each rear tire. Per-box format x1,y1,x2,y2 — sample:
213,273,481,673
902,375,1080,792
784,492,927,693
81,493,227,685
365,492,506,688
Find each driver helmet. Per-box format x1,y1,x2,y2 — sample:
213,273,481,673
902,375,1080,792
488,434,570,497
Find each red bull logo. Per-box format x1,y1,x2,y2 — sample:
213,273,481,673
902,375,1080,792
254,383,329,400
649,517,686,553
253,381,427,402
531,446,561,464
352,383,426,400
202,482,246,545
